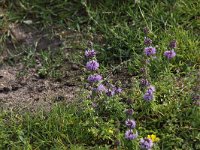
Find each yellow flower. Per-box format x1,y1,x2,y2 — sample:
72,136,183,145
147,134,160,142
108,129,114,134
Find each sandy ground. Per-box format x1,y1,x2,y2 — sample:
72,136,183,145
0,65,79,112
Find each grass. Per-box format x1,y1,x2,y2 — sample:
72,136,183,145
0,0,200,149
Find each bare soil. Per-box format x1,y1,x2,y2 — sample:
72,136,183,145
0,64,80,112
0,24,85,112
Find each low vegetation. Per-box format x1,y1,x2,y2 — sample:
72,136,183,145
0,0,199,149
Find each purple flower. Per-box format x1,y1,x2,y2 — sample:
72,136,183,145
85,49,96,58
140,138,153,150
144,37,152,46
140,79,150,87
115,88,122,94
143,91,154,101
144,47,156,56
143,85,155,101
143,27,149,35
96,84,107,93
87,74,102,83
140,68,145,73
125,109,134,116
125,130,138,140
169,40,177,49
86,60,99,71
147,85,156,94
126,99,133,105
125,119,136,129
106,89,115,97
164,50,176,59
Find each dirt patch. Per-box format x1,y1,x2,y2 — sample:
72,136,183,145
0,64,79,112
5,23,63,53
0,23,86,112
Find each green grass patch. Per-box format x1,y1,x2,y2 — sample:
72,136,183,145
0,0,200,149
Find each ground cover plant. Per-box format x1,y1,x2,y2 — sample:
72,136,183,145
0,0,200,149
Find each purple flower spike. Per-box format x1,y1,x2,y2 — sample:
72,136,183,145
144,37,152,46
127,99,133,105
164,50,176,59
140,68,145,73
143,85,155,101
125,119,136,129
147,85,156,93
143,27,149,35
169,40,177,49
143,91,154,101
144,47,156,56
106,89,115,97
87,74,102,83
86,60,99,71
125,130,138,140
140,138,153,150
140,79,150,87
115,88,122,94
125,109,134,116
85,49,96,58
96,84,107,93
